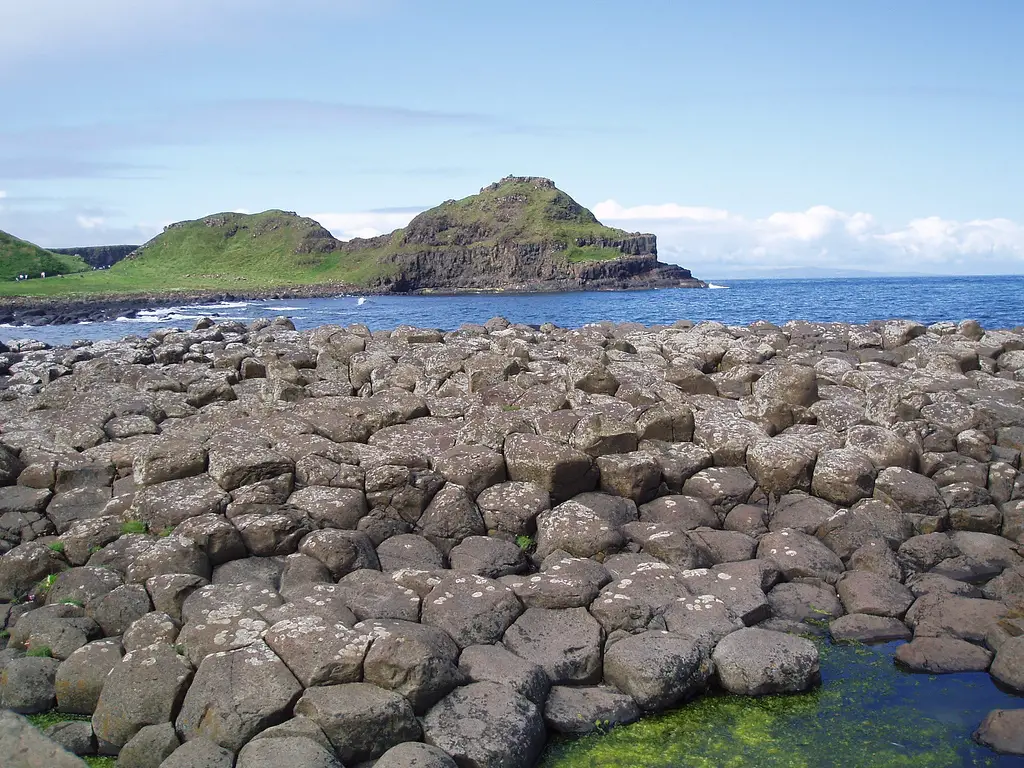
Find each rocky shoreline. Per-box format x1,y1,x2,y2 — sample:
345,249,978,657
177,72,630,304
0,276,706,328
0,315,1022,766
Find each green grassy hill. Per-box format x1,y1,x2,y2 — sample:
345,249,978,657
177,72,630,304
344,176,636,264
0,178,671,299
0,210,354,297
0,230,90,282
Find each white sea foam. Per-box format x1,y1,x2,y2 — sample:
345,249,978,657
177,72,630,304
357,297,367,306
707,283,730,289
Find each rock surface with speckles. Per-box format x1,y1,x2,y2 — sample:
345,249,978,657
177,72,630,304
0,313,1021,764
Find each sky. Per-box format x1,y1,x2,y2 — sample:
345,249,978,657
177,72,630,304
1,0,1022,278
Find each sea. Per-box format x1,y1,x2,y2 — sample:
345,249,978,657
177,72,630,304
3,275,1023,347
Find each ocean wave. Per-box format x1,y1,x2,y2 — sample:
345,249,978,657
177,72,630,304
707,283,730,289
186,301,252,310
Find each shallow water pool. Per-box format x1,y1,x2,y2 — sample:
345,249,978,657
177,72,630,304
540,640,1024,768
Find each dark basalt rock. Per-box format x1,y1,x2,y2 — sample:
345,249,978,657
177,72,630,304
0,314,1021,765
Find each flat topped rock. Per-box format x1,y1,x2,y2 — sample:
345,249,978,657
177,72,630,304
294,682,422,765
420,572,523,648
712,627,820,695
894,636,993,673
422,681,546,768
974,709,1024,756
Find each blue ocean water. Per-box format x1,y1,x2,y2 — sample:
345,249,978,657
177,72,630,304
3,275,1023,346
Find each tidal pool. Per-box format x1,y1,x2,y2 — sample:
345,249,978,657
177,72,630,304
540,641,1024,768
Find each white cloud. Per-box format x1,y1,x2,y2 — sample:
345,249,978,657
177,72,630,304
309,210,421,241
596,200,1024,276
0,191,7,199
592,200,732,223
75,215,106,230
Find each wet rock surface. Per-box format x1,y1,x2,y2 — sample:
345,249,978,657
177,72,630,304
0,314,1022,764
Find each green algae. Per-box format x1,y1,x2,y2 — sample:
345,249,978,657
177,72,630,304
540,641,1011,768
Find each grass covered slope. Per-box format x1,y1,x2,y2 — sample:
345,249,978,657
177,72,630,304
0,210,361,297
0,230,90,281
341,176,642,268
388,176,633,256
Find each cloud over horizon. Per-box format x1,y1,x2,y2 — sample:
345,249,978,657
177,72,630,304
593,200,1024,277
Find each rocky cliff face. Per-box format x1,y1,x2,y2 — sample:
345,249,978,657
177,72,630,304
372,243,698,292
49,245,138,269
345,176,703,292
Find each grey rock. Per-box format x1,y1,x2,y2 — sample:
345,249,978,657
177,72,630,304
158,738,234,768
0,656,59,713
55,639,124,715
299,529,379,579
894,637,993,673
448,535,526,578
236,737,342,768
974,709,1024,756
767,582,843,624
477,481,550,537
375,742,457,768
544,685,641,734
458,643,550,707
89,584,153,637
43,720,95,756
264,615,371,687
422,681,545,768
811,448,876,506
91,643,194,750
115,722,179,768
504,434,598,503
990,635,1024,692
421,572,523,648
712,627,820,695
828,614,911,643
757,529,845,584
603,630,713,711
0,709,87,768
176,641,301,752
376,533,445,572
836,571,914,618
294,682,421,764
503,606,603,685
334,568,421,622
359,618,465,712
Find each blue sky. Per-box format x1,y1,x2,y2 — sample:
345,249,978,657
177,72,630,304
1,0,1022,277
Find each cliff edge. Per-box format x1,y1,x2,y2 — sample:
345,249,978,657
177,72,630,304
342,176,703,291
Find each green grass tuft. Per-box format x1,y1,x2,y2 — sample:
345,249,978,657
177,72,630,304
59,598,84,608
120,520,148,535
26,645,53,657
47,541,65,553
515,534,535,552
